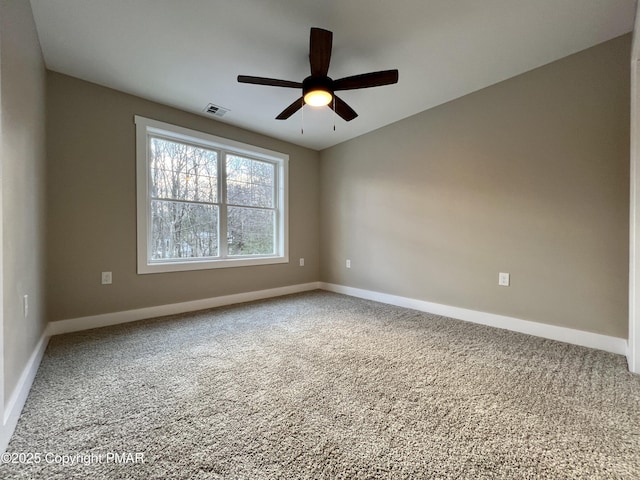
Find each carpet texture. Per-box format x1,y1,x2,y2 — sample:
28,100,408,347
1,291,639,479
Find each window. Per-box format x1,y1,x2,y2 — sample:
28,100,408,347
135,116,288,274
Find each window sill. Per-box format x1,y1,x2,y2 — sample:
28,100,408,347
137,255,289,274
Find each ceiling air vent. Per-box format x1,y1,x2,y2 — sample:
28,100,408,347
203,103,230,118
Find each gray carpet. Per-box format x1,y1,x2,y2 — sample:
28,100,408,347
1,290,639,479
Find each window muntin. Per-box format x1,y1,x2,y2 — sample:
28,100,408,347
135,116,288,273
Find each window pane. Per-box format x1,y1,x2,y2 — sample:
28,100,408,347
227,207,274,256
150,137,217,203
151,200,218,260
226,155,274,208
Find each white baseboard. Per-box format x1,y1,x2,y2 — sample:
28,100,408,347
47,282,322,336
0,332,49,453
320,282,628,356
48,279,628,354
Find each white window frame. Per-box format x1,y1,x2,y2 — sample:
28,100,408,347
135,115,289,274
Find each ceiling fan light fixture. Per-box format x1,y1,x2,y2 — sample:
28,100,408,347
302,75,333,107
304,89,332,106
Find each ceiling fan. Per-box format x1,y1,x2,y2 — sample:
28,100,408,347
237,27,399,122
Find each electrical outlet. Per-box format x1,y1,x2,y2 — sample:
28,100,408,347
346,259,351,269
299,258,305,267
101,271,113,285
499,272,510,287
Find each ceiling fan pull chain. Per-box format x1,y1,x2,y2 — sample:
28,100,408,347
301,98,304,134
333,97,336,131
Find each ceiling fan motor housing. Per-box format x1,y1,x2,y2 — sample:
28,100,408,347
303,76,334,97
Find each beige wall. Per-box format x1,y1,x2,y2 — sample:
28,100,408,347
46,73,320,322
320,34,631,338
1,0,47,397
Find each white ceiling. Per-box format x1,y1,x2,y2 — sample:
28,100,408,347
30,0,636,151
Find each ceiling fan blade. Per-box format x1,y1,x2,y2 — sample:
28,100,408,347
276,97,305,120
333,70,399,91
309,27,332,77
237,75,302,88
330,95,358,122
